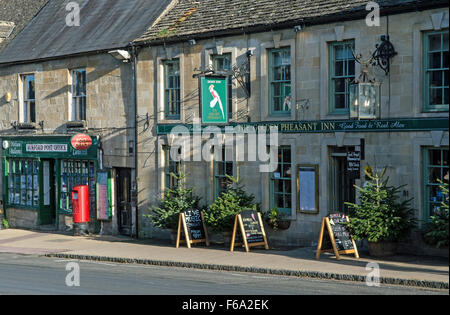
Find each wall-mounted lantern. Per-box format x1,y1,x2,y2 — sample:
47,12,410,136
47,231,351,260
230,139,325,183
349,48,381,120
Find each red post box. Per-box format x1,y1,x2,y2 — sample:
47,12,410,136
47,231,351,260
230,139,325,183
72,185,89,224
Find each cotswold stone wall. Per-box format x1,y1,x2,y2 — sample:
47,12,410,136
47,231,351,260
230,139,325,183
135,8,449,250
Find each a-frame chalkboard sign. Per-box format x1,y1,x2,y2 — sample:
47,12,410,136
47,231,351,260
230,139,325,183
176,209,210,248
230,210,269,252
316,213,359,260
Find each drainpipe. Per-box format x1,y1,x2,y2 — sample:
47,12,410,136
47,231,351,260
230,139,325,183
130,42,139,239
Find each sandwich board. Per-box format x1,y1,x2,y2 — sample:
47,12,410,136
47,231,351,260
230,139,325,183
230,210,269,252
316,213,359,260
176,209,210,248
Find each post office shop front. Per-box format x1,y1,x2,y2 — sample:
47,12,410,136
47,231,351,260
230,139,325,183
1,136,100,230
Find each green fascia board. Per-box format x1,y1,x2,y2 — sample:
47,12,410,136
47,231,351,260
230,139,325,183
156,118,449,135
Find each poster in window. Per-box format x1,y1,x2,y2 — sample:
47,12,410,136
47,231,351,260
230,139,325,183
297,165,319,214
97,171,110,221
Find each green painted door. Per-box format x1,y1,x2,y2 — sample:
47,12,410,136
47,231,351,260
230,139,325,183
39,159,56,225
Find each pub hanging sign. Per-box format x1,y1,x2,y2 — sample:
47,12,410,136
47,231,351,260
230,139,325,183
199,76,228,124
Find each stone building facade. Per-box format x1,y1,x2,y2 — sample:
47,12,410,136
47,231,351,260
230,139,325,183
133,1,449,254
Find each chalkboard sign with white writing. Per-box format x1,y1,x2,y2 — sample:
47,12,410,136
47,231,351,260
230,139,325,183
183,209,206,241
328,213,354,251
240,210,265,244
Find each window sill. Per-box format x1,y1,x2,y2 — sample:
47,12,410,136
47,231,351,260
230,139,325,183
66,120,87,129
16,122,37,130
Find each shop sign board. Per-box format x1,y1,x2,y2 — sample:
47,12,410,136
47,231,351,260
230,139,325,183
230,210,269,253
199,76,228,124
176,209,209,248
2,136,98,159
71,134,93,151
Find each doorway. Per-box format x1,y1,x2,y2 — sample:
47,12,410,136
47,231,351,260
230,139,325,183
39,159,56,225
329,148,356,215
116,168,132,236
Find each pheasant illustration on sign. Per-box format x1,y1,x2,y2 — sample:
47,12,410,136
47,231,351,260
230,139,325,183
209,84,225,119
200,76,228,124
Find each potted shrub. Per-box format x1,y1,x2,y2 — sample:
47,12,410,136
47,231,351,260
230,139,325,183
424,180,449,249
203,176,257,244
146,173,201,243
345,167,416,257
264,207,291,231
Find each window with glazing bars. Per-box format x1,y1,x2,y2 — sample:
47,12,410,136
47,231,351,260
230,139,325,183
164,59,181,119
212,53,233,119
329,41,356,114
269,47,292,115
270,146,292,216
71,69,87,121
164,146,182,190
7,159,39,208
214,147,233,199
423,148,449,220
423,30,449,112
21,74,36,123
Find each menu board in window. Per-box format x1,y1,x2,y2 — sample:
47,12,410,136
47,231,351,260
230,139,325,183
297,165,319,214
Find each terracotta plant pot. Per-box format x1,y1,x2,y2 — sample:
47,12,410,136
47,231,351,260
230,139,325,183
368,241,398,257
266,219,291,231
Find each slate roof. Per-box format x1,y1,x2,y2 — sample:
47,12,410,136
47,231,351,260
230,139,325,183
136,0,449,44
0,0,173,65
0,0,49,52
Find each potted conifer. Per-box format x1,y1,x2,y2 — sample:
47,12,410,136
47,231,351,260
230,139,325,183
345,167,416,257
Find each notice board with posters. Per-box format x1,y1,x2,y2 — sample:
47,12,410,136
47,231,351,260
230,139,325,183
199,76,228,124
176,209,210,248
96,170,112,221
230,210,269,252
316,213,359,260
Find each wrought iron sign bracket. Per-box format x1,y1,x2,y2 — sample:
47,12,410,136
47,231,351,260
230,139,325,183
372,35,397,76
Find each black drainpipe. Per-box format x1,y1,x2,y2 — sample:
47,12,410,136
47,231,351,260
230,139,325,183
130,42,139,239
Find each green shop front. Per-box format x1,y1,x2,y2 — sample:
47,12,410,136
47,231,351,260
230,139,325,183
1,136,109,230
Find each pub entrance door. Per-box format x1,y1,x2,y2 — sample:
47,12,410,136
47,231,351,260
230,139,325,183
329,148,356,215
116,168,132,236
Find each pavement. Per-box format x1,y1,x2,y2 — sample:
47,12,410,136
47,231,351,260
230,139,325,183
0,228,448,290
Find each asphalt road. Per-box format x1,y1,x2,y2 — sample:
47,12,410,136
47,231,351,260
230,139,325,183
0,253,447,296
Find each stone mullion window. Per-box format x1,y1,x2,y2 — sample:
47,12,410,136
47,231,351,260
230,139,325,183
71,69,87,121
269,47,291,115
329,41,355,114
423,30,449,112
164,59,181,120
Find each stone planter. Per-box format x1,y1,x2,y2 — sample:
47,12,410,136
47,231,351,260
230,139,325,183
368,241,398,257
222,231,233,246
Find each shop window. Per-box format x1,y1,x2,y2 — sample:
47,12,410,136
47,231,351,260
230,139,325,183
6,159,39,208
329,40,356,114
163,146,182,190
60,160,96,216
164,59,181,119
71,69,87,121
270,146,292,216
20,74,36,123
423,30,449,112
423,148,449,219
212,53,233,119
268,47,291,115
214,146,234,199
